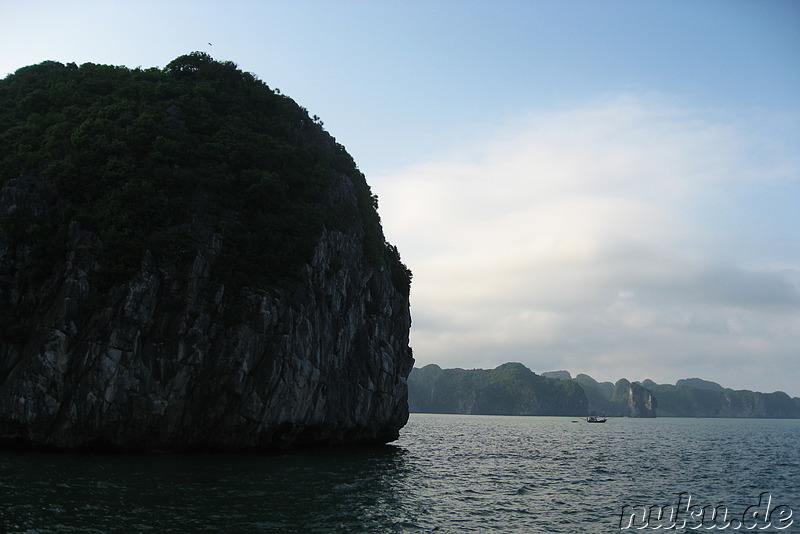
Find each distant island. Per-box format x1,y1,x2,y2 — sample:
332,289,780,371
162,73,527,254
408,363,800,418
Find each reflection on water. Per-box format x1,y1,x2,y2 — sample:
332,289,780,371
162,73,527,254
0,446,412,533
1,415,798,533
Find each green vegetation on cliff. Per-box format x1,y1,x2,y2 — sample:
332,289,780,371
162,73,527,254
0,52,410,296
646,383,799,418
571,375,646,417
410,364,800,418
0,53,414,451
408,363,588,416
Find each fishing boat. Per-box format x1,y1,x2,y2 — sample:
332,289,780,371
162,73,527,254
585,415,607,423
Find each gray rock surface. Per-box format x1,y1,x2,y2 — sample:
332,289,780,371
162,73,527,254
627,382,657,418
0,173,413,451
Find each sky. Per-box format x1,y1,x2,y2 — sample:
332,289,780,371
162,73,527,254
2,1,799,395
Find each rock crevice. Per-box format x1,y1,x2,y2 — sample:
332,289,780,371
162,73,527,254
0,172,413,451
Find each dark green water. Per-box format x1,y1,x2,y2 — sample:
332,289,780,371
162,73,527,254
1,415,798,533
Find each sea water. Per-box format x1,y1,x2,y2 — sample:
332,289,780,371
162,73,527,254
0,415,797,533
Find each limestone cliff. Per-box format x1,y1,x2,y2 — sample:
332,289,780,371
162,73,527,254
571,375,657,417
626,382,657,418
607,378,657,418
0,54,413,451
407,363,588,416
647,383,800,418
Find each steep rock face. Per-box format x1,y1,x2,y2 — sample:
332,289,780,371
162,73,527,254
649,384,800,418
0,55,413,451
609,379,657,418
0,173,412,451
407,363,588,416
577,377,657,417
627,382,657,418
573,374,618,414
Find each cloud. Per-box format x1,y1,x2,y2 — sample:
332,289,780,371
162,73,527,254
373,94,800,395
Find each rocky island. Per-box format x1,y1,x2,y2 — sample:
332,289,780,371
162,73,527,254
408,363,589,416
409,364,800,419
0,53,413,451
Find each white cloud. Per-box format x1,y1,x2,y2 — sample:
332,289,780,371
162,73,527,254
374,94,800,395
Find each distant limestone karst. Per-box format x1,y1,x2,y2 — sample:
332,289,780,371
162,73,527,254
408,363,587,416
645,381,800,418
408,364,800,419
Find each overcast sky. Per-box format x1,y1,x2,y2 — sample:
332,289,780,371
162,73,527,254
3,1,799,395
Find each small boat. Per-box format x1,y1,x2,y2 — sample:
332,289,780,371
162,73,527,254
585,415,607,423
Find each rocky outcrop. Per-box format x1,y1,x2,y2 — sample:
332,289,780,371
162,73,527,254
541,370,572,380
573,373,616,413
607,378,657,418
627,382,657,418
674,377,724,391
0,170,412,452
571,375,656,417
647,383,800,418
0,54,414,451
411,362,800,418
408,363,588,416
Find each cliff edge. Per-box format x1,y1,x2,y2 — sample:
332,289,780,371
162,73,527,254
0,53,413,451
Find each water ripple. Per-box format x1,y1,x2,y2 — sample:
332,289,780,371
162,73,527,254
0,416,797,533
